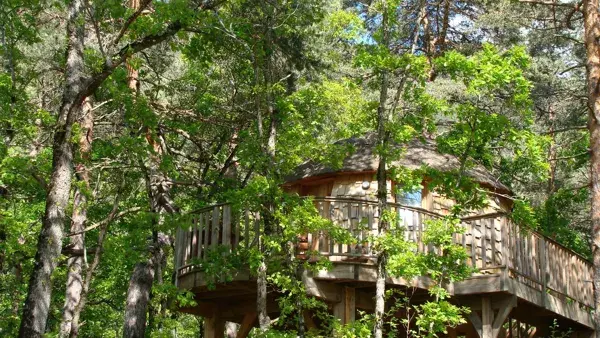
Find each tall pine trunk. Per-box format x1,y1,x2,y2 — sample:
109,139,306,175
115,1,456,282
71,195,125,337
60,98,93,338
256,6,277,330
123,261,155,338
122,15,175,332
583,1,600,336
373,2,390,338
19,0,85,335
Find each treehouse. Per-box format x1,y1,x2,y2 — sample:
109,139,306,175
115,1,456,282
174,135,595,338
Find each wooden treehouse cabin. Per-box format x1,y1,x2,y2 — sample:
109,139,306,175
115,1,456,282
174,135,595,338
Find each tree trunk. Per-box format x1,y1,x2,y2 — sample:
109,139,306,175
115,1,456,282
256,5,277,331
60,98,93,338
70,195,123,337
123,261,155,338
583,1,600,337
374,2,390,338
257,260,270,331
19,0,85,335
122,18,175,333
547,105,557,195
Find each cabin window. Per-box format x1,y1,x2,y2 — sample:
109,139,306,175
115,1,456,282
397,190,422,207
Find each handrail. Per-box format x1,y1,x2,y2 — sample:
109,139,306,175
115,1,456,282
186,202,229,215
311,196,443,218
174,197,594,309
460,212,506,222
539,230,592,265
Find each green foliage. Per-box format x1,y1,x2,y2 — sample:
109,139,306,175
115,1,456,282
536,189,591,258
278,80,370,174
414,301,469,338
511,200,539,230
548,319,573,338
421,218,473,286
192,245,246,290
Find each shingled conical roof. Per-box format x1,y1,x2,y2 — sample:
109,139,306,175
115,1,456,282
286,133,510,193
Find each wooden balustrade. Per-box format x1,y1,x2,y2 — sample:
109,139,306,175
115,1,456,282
506,223,594,308
174,204,260,282
174,197,594,310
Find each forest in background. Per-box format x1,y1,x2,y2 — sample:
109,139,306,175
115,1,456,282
1,0,598,337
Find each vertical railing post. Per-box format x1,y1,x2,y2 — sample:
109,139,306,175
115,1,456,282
222,205,231,250
196,215,203,261
470,221,477,268
481,219,487,269
211,206,220,249
500,216,509,267
244,208,250,249
174,227,181,286
540,236,547,307
234,207,240,249
203,212,210,260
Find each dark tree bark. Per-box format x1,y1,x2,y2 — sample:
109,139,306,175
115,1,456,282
123,261,155,338
70,195,127,337
582,1,600,336
374,2,390,338
256,5,277,331
60,98,93,338
19,0,86,335
122,14,176,333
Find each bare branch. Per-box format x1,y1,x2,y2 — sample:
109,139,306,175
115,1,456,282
559,63,585,74
85,0,107,60
541,125,587,134
549,150,590,161
66,206,142,237
108,0,153,50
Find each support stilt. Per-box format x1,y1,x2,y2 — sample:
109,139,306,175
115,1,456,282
236,312,257,338
468,295,516,338
333,287,355,324
205,313,225,338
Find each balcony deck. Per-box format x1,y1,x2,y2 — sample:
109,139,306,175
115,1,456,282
174,197,595,334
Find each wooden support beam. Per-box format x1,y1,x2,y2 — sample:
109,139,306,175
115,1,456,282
482,296,493,338
205,313,225,338
468,295,516,338
236,312,256,338
333,287,356,324
344,287,356,323
469,311,483,338
492,296,516,337
303,271,342,302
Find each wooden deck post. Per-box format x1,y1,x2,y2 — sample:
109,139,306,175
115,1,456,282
333,287,356,324
236,312,257,338
205,313,225,338
468,295,516,338
539,237,547,308
482,296,493,338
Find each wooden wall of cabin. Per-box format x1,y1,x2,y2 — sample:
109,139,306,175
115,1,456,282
284,173,512,216
285,174,511,270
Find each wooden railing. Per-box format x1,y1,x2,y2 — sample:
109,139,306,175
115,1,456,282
506,223,594,308
174,204,260,280
174,197,593,309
